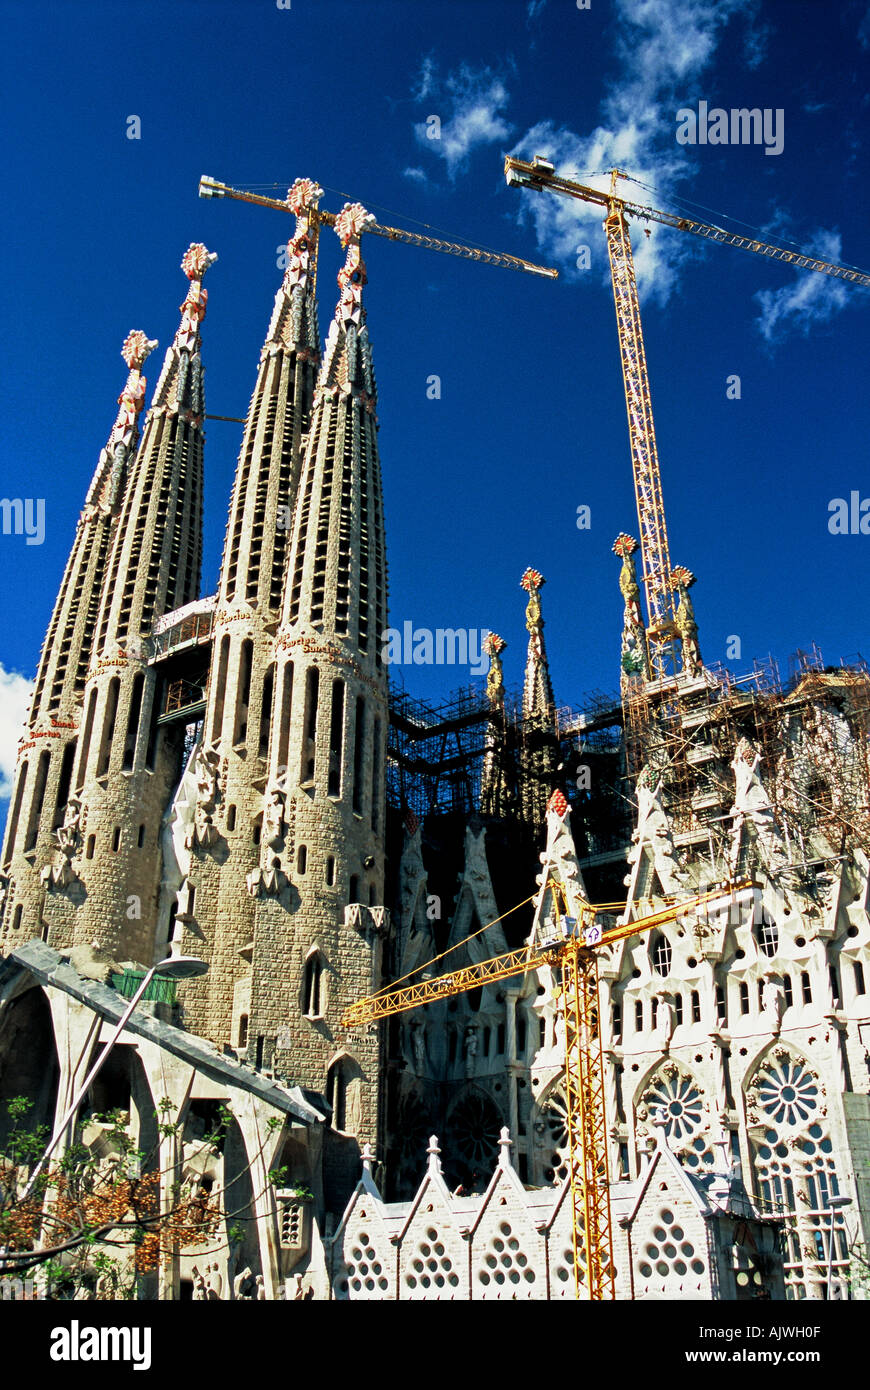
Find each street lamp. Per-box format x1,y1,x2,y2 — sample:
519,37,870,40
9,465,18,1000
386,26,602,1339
21,954,207,1202
825,1193,852,1300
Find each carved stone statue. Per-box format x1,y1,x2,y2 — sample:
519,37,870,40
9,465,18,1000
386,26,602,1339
671,565,702,677
762,974,786,1036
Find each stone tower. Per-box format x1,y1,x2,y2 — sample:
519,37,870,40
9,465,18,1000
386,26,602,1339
176,180,324,1045
0,331,158,946
177,201,390,1158
42,245,214,962
251,203,389,1149
519,567,558,831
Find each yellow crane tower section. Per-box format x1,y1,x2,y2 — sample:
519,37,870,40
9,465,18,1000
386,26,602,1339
504,156,870,680
341,868,757,1301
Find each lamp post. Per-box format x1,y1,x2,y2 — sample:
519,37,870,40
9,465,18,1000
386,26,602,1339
825,1193,852,1300
21,954,207,1202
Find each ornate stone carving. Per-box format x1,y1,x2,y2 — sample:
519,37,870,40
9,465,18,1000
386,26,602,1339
670,565,702,677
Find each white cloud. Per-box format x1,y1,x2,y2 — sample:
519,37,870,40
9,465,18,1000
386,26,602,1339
754,229,850,341
403,166,428,184
0,664,33,799
414,64,514,179
413,55,437,103
509,0,757,303
527,0,548,18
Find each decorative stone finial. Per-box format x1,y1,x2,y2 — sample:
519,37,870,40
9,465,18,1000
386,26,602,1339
670,565,702,677
484,632,506,708
426,1134,442,1175
360,1142,375,1174
121,330,158,371
497,1126,513,1168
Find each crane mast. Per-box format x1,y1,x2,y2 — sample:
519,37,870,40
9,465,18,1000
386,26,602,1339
505,155,870,682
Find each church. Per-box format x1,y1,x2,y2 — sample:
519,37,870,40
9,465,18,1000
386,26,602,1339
1,176,868,1301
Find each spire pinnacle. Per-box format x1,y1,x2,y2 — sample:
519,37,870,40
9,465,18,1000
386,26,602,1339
318,203,379,404
670,564,702,677
83,331,158,518
263,178,324,357
613,533,650,688
520,567,554,719
150,243,217,422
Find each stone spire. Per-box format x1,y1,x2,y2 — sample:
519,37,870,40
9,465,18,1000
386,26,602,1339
613,533,650,692
521,568,554,720
0,333,157,940
519,569,558,833
95,244,216,655
243,203,389,1148
480,633,510,818
47,246,216,961
178,183,325,1043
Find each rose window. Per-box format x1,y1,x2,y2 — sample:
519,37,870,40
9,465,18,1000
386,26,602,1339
755,1056,819,1128
641,1070,705,1143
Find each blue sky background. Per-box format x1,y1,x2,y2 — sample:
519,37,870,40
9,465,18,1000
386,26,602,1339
0,0,868,805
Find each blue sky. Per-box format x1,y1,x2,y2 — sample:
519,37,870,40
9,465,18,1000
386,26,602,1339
1,0,868,802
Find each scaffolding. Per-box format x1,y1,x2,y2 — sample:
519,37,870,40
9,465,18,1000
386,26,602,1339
621,642,870,878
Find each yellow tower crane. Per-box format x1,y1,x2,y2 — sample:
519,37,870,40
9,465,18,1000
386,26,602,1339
504,157,870,679
198,174,558,287
341,795,756,1300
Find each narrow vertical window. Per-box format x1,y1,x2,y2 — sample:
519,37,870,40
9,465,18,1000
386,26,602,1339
96,677,120,778
370,717,381,832
52,743,76,830
24,751,50,852
301,667,319,784
304,953,323,1017
674,993,683,1027
352,696,365,814
634,999,644,1032
297,844,307,875
854,961,866,996
326,855,336,887
210,635,230,744
76,689,97,789
234,639,253,746
715,983,727,1025
739,981,750,1015
3,761,28,863
137,823,146,848
275,661,293,776
783,974,793,1008
349,873,359,903
328,679,345,797
690,990,701,1024
829,964,841,1007
258,663,274,759
801,971,812,1004
122,672,145,771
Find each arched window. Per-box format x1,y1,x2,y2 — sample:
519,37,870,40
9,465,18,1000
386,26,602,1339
651,933,672,976
327,1056,360,1134
754,913,778,958
303,952,324,1018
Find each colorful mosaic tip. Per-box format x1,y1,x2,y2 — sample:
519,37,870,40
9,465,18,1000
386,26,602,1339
121,331,158,370
181,243,218,281
520,567,545,592
287,178,324,215
670,565,697,590
546,788,568,819
483,633,506,657
612,533,639,558
334,202,376,247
